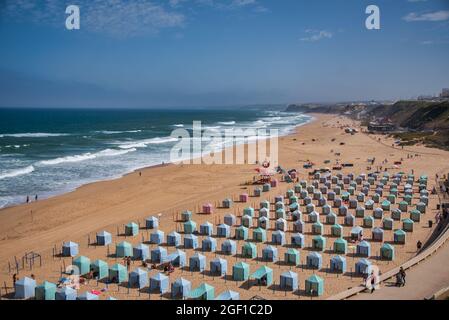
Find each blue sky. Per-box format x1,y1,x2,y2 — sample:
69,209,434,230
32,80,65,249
0,0,449,108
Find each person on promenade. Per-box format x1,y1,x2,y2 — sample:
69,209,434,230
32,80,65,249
400,267,406,287
370,272,376,294
417,240,422,252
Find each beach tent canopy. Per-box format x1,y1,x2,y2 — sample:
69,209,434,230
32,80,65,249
202,236,217,252
210,258,228,276
262,245,278,262
200,222,214,236
235,225,249,240
183,220,197,234
306,252,322,269
55,286,77,300
150,230,165,244
181,210,192,222
189,283,215,300
171,277,192,299
133,243,150,261
15,277,36,299
35,281,56,300
284,248,300,265
243,207,255,217
217,224,231,238
92,259,109,280
291,233,305,247
184,234,199,249
251,266,273,286
145,216,159,229
355,258,372,275
125,222,139,236
222,198,233,208
215,290,240,300
150,272,169,294
330,255,347,273
380,243,395,261
305,274,324,296
167,231,181,246
224,214,236,226
242,242,257,259
129,268,149,289
253,227,267,242
189,253,206,272
151,246,168,264
116,241,133,257
280,271,298,291
62,241,79,257
222,240,237,255
356,241,371,257
167,249,187,267
233,261,250,281
109,263,128,283
77,291,99,300
272,230,286,245
73,255,91,275
96,231,112,246
333,238,348,254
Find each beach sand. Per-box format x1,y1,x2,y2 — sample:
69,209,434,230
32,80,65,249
1,113,448,300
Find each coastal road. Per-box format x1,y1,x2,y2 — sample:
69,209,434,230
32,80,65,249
350,238,449,300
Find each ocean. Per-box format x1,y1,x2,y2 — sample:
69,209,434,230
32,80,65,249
0,106,311,209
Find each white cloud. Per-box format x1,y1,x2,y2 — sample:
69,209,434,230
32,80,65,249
2,0,186,38
403,10,449,22
300,30,333,42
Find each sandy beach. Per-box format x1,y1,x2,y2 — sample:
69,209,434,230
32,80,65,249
1,113,448,300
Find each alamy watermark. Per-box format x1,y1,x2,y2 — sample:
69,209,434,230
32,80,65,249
64,4,381,31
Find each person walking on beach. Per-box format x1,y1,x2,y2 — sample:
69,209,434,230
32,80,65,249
417,240,422,252
35,195,38,201
12,274,17,286
26,195,29,203
370,272,377,294
399,267,406,287
126,256,131,270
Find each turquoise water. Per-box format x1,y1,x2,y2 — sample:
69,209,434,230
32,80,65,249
0,106,310,208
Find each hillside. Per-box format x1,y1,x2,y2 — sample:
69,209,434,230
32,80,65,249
286,100,449,150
